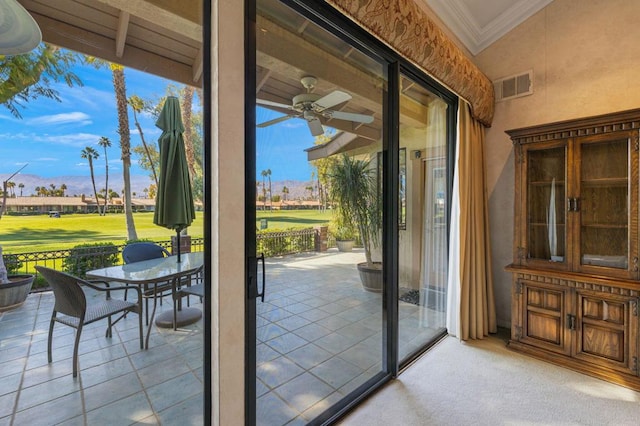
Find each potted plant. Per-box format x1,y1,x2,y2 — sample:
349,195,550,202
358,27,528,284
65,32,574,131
328,154,382,292
331,216,357,252
0,247,34,311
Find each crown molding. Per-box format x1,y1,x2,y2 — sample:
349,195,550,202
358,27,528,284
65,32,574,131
424,0,553,55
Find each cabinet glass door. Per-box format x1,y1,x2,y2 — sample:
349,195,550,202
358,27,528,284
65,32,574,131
578,136,630,271
526,146,566,263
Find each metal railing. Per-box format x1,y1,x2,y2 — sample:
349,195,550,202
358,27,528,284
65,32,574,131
256,228,317,257
4,238,205,276
3,228,332,289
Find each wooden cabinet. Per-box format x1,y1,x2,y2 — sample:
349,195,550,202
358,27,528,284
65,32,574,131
507,109,640,390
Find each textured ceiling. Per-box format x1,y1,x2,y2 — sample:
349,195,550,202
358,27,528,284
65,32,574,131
424,0,554,55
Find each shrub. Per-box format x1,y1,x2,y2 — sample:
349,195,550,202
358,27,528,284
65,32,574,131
2,253,23,274
62,243,119,277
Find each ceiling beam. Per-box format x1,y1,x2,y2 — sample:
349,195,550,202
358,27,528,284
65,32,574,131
192,46,203,82
94,0,202,41
31,12,201,86
115,11,130,58
257,16,383,113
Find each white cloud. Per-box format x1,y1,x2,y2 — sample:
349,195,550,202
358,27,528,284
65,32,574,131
28,112,92,126
55,84,115,111
35,158,59,162
33,132,102,147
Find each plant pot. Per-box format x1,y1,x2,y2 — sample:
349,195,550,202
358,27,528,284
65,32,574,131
357,262,382,293
0,275,35,312
336,240,355,252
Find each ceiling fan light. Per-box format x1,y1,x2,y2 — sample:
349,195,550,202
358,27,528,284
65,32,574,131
0,0,42,55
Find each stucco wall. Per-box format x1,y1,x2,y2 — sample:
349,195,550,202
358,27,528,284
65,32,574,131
473,0,640,327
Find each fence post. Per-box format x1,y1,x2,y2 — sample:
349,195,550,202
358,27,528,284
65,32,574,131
172,234,192,255
314,226,328,252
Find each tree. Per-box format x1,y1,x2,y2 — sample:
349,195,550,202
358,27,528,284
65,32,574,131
6,182,15,198
128,95,158,187
260,170,268,209
60,183,67,197
181,86,198,178
1,44,82,118
98,136,112,215
80,146,102,215
282,186,289,201
111,64,137,240
266,169,272,208
18,183,24,197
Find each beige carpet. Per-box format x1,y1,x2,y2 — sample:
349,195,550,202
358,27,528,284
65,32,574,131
339,334,640,425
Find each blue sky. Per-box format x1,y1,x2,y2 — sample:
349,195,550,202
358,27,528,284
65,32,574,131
0,64,171,182
0,55,319,187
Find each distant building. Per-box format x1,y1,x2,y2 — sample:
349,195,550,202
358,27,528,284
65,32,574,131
1,195,159,214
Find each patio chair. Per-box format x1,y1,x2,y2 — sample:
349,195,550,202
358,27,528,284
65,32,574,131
122,242,172,324
35,266,142,378
172,265,205,330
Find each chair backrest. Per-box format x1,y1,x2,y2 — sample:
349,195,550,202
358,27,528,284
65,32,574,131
35,266,87,318
122,242,170,264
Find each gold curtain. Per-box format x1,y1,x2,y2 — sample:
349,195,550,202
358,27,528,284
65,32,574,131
325,0,495,126
458,101,496,339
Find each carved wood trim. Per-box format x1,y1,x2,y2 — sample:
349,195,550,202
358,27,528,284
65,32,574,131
506,108,640,145
511,270,640,298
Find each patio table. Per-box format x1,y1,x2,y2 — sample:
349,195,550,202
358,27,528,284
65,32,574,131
87,251,204,349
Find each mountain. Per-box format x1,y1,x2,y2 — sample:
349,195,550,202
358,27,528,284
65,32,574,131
0,173,154,197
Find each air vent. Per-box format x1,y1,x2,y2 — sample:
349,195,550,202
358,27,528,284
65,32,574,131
494,70,533,101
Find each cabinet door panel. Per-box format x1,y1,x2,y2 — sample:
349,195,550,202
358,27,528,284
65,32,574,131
576,132,639,279
574,292,637,374
521,143,567,269
519,281,570,355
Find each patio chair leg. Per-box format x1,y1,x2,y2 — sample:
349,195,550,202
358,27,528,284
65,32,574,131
105,316,113,338
73,324,83,378
47,314,56,364
138,308,143,349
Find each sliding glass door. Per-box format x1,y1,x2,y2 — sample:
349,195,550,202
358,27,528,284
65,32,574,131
397,74,450,363
246,1,456,424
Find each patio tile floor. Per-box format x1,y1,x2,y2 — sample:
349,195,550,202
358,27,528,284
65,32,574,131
0,249,443,425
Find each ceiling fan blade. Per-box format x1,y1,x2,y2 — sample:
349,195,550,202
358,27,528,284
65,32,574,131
257,115,295,128
307,117,324,136
313,90,351,111
327,110,374,124
257,99,292,109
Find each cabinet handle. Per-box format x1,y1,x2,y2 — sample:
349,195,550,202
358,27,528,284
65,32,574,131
567,198,573,212
567,314,576,330
574,198,580,212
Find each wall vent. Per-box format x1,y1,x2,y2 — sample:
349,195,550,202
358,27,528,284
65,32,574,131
494,70,533,101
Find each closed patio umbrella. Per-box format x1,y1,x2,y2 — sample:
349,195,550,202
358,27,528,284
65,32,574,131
153,96,195,262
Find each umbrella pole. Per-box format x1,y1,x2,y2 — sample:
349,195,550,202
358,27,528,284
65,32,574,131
176,229,181,262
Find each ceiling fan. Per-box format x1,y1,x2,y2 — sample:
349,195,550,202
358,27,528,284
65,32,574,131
257,76,374,136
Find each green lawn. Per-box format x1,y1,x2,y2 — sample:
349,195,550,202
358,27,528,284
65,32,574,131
0,209,332,253
0,212,204,253
256,209,331,231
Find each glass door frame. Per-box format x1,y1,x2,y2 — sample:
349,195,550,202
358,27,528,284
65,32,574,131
244,1,458,423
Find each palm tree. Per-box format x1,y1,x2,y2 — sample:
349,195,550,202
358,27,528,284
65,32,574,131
260,170,268,209
111,64,137,240
128,96,158,187
266,169,272,205
34,186,41,197
282,186,289,201
18,183,24,197
181,86,198,178
6,182,15,197
80,146,101,215
143,187,148,198
60,183,67,197
98,136,112,215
